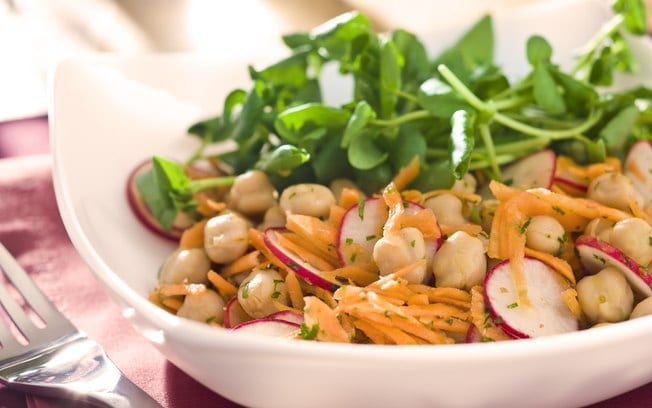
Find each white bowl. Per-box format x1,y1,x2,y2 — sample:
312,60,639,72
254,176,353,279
50,1,652,407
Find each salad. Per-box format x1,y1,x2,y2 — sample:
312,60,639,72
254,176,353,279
129,0,652,344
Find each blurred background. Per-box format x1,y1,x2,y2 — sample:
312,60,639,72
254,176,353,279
1,0,650,123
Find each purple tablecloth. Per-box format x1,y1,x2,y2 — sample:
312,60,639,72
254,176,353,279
0,116,650,408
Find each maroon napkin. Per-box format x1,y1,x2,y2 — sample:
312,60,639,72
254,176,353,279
0,154,242,408
0,118,650,407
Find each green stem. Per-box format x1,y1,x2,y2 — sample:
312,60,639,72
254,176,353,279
493,110,602,140
492,94,531,111
190,176,236,193
397,90,419,103
478,123,501,180
570,14,624,78
468,154,517,171
369,110,433,127
437,64,493,114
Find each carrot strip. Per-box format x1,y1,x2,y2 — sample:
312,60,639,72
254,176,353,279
279,230,340,266
398,208,442,240
357,318,417,345
303,296,351,343
353,319,390,344
285,214,339,260
407,294,429,306
328,205,347,230
276,232,337,271
440,223,483,237
221,251,263,277
469,286,511,341
178,219,208,249
392,155,420,191
401,190,424,204
339,188,362,210
247,228,289,277
321,265,379,286
285,270,305,310
161,297,183,311
207,270,238,299
523,247,576,284
382,182,405,235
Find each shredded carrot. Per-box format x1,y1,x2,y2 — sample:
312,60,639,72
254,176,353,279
178,219,208,249
221,250,263,277
303,296,351,343
527,187,631,223
339,188,362,210
469,286,511,341
440,223,483,237
321,265,379,286
382,182,405,235
401,189,424,204
561,288,582,320
285,270,305,310
195,193,227,217
279,229,340,266
207,270,238,299
285,214,339,260
407,294,429,306
398,208,442,240
158,283,206,297
392,155,420,191
161,297,183,311
276,231,337,271
353,319,390,344
328,205,347,230
247,228,289,278
523,248,576,284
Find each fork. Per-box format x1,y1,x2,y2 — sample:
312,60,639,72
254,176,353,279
0,243,161,407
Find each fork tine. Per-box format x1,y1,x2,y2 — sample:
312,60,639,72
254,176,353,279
0,244,75,341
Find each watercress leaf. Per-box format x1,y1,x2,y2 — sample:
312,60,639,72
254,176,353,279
411,160,456,191
613,0,647,35
589,46,614,86
348,130,389,170
187,89,248,142
254,144,311,176
151,156,196,213
274,103,350,143
282,32,312,50
586,138,607,163
311,11,372,61
533,64,566,114
342,100,376,148
312,134,354,183
449,110,476,179
390,125,427,171
432,15,494,80
379,38,402,118
417,78,470,118
134,163,177,231
391,29,430,84
354,163,393,194
550,68,598,115
249,50,310,88
469,64,510,99
231,81,266,143
599,104,639,156
526,35,553,66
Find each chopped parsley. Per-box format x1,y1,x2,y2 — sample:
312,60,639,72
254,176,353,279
598,294,607,304
552,205,566,215
507,302,519,309
205,316,217,324
271,279,284,299
241,281,250,299
299,323,320,340
410,239,416,248
518,216,532,235
350,253,358,263
593,253,606,264
365,234,376,241
287,260,300,271
445,318,454,326
649,236,652,247
345,237,354,245
357,197,365,220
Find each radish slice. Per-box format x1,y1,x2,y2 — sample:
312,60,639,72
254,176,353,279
337,198,441,266
465,324,483,343
224,297,252,329
575,235,652,297
267,310,304,325
126,159,185,241
624,140,652,205
263,227,341,291
231,318,300,338
553,176,588,194
502,149,556,190
484,257,579,339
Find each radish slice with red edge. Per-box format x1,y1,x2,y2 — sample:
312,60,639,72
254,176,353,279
267,310,304,325
484,257,579,339
231,318,300,338
337,197,441,266
263,227,341,292
224,297,252,329
126,159,185,241
575,235,652,297
502,149,556,190
553,176,588,194
465,324,483,343
624,140,652,205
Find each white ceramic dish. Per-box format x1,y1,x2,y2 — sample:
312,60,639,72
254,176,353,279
50,1,652,407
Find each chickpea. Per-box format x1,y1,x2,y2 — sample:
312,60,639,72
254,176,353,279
432,231,486,290
587,172,644,211
480,199,499,233
227,170,276,216
373,227,427,284
630,297,652,319
576,267,634,324
177,288,225,324
237,269,289,319
451,173,477,195
279,183,335,218
258,205,286,230
609,218,652,266
584,218,615,243
204,213,249,263
159,248,210,284
424,193,466,225
525,215,566,255
329,179,362,203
